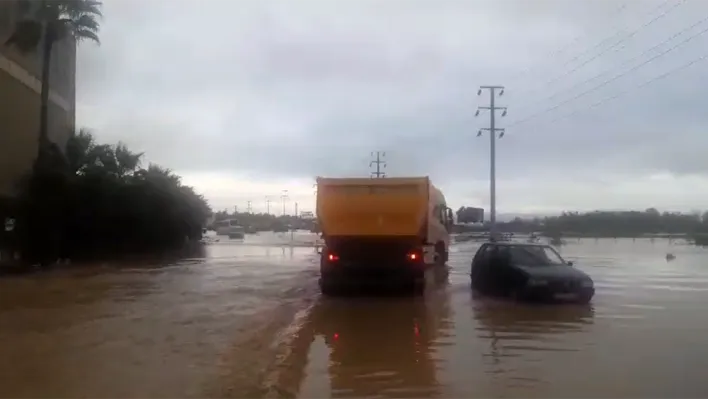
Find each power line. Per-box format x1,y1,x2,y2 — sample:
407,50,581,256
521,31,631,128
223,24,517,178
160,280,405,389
370,151,386,178
507,1,632,84
507,21,708,128
475,85,507,236
515,0,686,100
539,51,708,126
533,14,708,106
557,0,674,69
544,0,686,85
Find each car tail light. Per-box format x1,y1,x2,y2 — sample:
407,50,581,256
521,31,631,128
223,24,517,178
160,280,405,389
327,253,339,262
407,251,422,261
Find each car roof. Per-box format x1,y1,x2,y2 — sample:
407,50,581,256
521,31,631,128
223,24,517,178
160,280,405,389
480,241,551,248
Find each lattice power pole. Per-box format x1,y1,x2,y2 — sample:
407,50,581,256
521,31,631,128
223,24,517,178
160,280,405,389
280,190,289,216
475,85,507,236
370,151,387,178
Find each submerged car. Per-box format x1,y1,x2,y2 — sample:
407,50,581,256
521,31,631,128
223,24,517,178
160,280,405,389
470,242,594,303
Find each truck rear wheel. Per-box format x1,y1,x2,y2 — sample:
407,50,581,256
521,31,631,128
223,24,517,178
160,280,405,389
412,280,425,295
433,247,450,284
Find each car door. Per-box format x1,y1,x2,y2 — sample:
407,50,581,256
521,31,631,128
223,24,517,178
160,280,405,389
488,246,512,295
480,245,503,294
471,244,491,290
495,246,518,295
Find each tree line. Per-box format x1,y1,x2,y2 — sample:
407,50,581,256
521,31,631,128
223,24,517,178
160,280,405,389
210,210,317,233
455,207,708,239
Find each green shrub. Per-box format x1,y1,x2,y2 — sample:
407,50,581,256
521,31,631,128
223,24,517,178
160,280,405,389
13,129,211,264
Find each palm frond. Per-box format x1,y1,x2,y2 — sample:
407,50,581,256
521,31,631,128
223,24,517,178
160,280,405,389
7,0,103,52
66,128,96,174
63,0,103,19
74,28,100,44
115,143,144,176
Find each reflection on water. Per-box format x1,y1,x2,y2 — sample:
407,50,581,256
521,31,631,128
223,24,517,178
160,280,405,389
298,292,452,398
471,296,594,349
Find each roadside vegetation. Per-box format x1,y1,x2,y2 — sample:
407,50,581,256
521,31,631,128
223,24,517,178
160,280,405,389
3,129,212,266
456,207,708,245
210,210,318,233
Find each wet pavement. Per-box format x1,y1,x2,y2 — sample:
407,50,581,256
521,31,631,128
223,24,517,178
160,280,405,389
1,234,708,398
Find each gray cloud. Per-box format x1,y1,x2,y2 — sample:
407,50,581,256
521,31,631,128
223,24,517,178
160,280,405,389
76,0,708,211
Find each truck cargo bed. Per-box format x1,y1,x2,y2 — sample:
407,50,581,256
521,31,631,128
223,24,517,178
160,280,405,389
316,177,429,238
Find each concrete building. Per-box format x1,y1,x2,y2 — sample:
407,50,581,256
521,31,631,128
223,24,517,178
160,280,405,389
0,0,76,196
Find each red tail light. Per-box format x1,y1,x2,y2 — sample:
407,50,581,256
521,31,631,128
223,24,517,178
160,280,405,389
407,252,421,261
328,253,339,262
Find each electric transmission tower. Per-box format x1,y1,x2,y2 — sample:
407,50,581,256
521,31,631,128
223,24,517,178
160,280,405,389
370,151,387,178
280,190,289,216
475,85,507,236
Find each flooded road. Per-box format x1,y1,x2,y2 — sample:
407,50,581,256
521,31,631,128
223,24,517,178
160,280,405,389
1,235,708,398
0,233,320,398
269,238,708,398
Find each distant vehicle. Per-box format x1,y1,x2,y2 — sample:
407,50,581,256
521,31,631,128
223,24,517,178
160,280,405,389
272,223,288,233
470,242,594,303
316,176,454,295
214,219,245,239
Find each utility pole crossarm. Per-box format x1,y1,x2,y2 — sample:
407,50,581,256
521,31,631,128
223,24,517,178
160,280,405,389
370,151,387,178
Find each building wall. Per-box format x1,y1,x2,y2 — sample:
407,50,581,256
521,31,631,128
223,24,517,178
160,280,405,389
0,0,76,196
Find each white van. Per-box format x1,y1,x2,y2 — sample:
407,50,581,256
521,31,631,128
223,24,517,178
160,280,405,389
214,219,245,239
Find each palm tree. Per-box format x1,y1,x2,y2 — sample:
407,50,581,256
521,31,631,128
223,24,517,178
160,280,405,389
65,129,144,178
5,0,102,167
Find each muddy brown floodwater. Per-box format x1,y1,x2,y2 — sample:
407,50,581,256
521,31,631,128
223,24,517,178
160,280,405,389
1,234,708,398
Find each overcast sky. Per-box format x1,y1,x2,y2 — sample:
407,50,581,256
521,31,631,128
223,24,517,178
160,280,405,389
76,0,708,215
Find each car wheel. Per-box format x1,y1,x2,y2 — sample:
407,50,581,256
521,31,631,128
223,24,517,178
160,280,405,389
577,293,593,304
433,251,449,283
470,266,485,292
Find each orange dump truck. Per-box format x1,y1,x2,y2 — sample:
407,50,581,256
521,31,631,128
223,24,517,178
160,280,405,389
316,176,454,295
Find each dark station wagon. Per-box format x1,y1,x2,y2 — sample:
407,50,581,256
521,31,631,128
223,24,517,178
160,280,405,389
470,242,595,303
